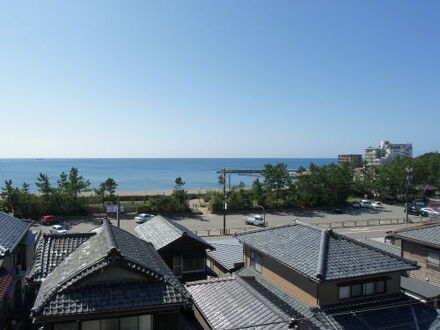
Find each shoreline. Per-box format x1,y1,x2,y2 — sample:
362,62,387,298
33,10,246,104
79,189,215,197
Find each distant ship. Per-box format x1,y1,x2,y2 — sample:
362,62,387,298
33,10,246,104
36,158,45,160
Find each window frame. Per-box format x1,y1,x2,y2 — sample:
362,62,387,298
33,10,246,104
249,249,262,273
338,279,388,300
427,250,440,269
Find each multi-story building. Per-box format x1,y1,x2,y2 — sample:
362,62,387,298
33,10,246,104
337,154,363,167
365,140,413,166
28,220,196,330
0,212,35,329
187,221,440,329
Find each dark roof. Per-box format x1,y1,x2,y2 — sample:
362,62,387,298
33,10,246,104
31,220,190,319
206,238,243,271
236,221,417,282
135,215,213,250
359,238,401,256
401,276,440,299
186,275,318,330
27,232,95,283
0,268,14,302
394,224,440,248
0,212,31,256
189,266,440,330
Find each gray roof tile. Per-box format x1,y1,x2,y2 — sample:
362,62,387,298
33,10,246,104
31,220,190,318
358,238,401,256
401,276,440,299
236,221,416,282
207,238,243,271
394,223,440,248
0,212,31,256
135,215,213,250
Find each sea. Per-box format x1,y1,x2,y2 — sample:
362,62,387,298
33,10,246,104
0,158,336,192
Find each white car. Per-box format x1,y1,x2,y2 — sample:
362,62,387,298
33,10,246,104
420,208,440,216
371,201,382,208
50,225,67,234
244,215,266,227
134,213,154,224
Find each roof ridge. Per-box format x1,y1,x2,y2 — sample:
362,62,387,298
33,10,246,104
154,215,185,236
316,229,330,280
102,220,118,254
186,276,236,287
394,223,440,234
235,222,296,237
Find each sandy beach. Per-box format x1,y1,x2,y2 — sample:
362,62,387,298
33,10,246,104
79,189,215,197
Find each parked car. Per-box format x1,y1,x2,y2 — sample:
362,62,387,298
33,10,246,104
371,201,382,208
352,202,361,208
134,213,154,224
40,215,62,225
420,208,440,216
332,207,344,214
405,205,428,216
361,201,372,208
413,199,426,206
244,215,266,227
50,225,68,234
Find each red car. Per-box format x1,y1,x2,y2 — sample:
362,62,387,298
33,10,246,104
40,215,62,225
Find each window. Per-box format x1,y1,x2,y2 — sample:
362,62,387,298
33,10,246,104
101,319,118,330
139,315,152,330
427,251,440,268
339,286,350,299
82,321,100,330
80,315,152,330
338,279,387,300
54,323,78,330
173,255,182,276
250,250,262,273
183,257,205,272
121,316,138,330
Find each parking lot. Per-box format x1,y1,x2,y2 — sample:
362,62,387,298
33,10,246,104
32,203,419,238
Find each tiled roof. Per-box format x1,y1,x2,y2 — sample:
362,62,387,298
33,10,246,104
0,212,31,256
27,232,95,283
236,221,417,282
31,220,190,319
394,223,440,248
358,238,401,256
207,238,243,271
41,281,188,317
401,276,440,299
0,268,14,302
135,215,213,251
186,276,318,330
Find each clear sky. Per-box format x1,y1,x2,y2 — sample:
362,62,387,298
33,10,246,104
0,1,439,158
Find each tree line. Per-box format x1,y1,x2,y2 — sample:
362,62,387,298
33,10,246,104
205,152,440,213
0,168,118,218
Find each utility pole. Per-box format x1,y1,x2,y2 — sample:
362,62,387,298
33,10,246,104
405,167,413,224
223,168,227,235
117,196,120,228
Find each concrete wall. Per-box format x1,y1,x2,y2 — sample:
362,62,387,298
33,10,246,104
402,240,440,286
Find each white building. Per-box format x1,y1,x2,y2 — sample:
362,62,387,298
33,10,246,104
364,140,413,166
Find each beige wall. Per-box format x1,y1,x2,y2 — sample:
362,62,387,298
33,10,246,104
402,240,440,286
244,247,318,306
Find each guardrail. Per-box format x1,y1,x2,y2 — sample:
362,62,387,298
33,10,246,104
193,216,429,237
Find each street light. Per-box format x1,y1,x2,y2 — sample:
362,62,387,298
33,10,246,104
255,205,266,227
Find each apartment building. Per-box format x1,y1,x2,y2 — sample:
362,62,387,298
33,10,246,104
365,140,413,166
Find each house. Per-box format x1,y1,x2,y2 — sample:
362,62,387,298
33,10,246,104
391,223,440,306
187,221,440,329
135,216,214,282
0,212,35,330
29,220,196,330
206,238,243,278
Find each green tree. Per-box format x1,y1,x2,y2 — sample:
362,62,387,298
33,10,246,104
36,173,52,197
262,163,292,207
66,168,90,198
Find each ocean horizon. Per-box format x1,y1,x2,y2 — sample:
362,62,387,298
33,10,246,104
0,158,336,192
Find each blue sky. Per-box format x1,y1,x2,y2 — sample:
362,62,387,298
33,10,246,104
0,1,439,158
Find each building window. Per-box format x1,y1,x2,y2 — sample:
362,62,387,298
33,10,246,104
338,279,387,300
173,255,182,276
250,249,262,273
80,315,152,330
427,251,440,268
183,257,205,272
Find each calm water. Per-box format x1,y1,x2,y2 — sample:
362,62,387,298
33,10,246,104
0,158,336,192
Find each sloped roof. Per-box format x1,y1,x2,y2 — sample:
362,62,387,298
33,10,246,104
186,276,318,330
359,238,401,256
27,232,95,283
236,221,416,282
0,212,31,256
135,215,213,250
207,238,243,271
394,223,440,248
401,276,440,299
31,220,190,319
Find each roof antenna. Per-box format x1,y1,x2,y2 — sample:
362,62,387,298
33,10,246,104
288,318,299,329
